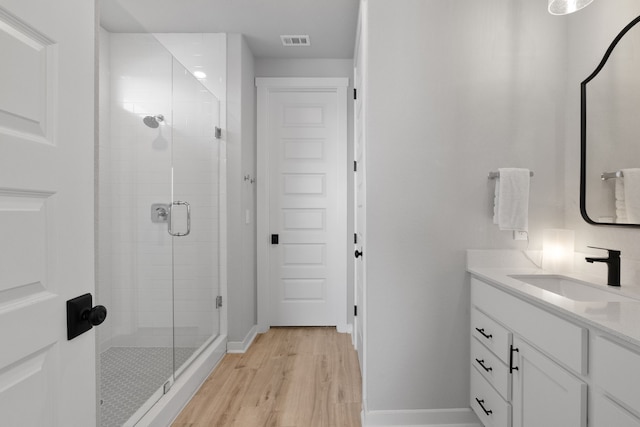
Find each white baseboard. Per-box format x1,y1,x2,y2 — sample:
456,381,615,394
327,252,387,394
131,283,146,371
338,322,353,335
362,401,481,427
226,325,258,353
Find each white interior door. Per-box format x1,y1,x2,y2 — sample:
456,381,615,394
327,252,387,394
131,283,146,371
269,91,341,326
353,7,367,375
354,78,365,371
0,1,96,425
257,78,348,331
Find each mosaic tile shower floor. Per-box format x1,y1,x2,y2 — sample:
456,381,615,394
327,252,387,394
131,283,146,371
99,347,196,427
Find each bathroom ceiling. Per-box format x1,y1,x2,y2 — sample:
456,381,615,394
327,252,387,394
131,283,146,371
100,0,360,59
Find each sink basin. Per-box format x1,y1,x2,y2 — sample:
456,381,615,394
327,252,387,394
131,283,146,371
508,274,636,302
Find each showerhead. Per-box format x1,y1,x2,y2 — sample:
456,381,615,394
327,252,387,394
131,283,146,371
143,114,164,128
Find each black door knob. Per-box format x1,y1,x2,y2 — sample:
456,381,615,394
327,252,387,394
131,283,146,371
67,293,107,340
82,305,107,326
355,249,363,258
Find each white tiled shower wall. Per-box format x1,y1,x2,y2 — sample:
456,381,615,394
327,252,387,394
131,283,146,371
98,30,225,351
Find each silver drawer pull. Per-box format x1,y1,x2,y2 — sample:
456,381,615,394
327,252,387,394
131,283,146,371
475,398,493,416
475,327,493,340
475,358,493,372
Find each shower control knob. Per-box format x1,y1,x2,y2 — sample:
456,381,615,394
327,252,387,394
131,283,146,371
82,305,107,326
355,249,363,258
156,206,168,220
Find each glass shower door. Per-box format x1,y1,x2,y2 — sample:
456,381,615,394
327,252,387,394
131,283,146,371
98,25,223,425
98,34,222,427
98,33,176,427
170,58,221,376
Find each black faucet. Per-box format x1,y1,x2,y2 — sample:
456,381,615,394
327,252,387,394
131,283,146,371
585,246,621,287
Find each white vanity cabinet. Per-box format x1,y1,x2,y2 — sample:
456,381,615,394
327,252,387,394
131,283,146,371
592,393,640,427
511,337,586,427
470,307,512,427
470,277,587,427
591,335,640,426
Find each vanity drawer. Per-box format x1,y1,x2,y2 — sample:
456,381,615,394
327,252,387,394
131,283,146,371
471,337,511,401
471,366,511,427
471,278,587,375
471,307,512,364
592,335,640,414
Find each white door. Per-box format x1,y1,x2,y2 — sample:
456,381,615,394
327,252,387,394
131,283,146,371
512,337,587,427
257,78,348,331
0,1,96,426
354,19,367,373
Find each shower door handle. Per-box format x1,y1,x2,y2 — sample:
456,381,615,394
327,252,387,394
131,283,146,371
168,201,191,236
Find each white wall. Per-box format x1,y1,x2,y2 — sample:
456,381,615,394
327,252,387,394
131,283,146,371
97,27,113,349
240,35,257,341
363,0,567,412
564,1,640,275
226,34,258,345
255,58,356,328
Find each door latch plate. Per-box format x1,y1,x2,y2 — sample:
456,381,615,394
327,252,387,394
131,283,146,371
67,293,93,340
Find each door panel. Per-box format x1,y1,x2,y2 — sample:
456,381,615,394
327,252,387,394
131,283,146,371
512,337,587,427
0,0,95,425
0,7,55,145
267,89,345,327
282,209,325,230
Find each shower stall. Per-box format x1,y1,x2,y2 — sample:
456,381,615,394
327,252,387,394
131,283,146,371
97,30,226,426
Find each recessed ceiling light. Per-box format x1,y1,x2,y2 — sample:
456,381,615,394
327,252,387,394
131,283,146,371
280,35,311,47
193,70,207,79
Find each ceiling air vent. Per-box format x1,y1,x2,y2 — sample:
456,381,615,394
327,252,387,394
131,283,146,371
281,35,311,47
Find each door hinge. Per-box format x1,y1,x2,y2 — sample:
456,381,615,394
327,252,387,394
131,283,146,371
354,161,357,172
354,305,358,316
163,380,172,394
353,88,357,100
216,295,223,309
354,233,358,244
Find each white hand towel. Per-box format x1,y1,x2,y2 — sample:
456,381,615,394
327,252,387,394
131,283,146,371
615,178,627,223
623,168,640,223
494,168,530,232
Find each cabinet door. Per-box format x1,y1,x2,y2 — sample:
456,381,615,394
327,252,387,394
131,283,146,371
592,393,640,427
511,337,587,427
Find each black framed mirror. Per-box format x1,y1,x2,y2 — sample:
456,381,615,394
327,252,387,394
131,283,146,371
581,15,640,227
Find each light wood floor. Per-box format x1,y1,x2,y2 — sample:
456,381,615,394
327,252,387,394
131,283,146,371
172,327,362,427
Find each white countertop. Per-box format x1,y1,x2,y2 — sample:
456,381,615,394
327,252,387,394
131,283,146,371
467,250,640,348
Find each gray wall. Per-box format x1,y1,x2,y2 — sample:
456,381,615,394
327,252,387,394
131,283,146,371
363,0,567,410
225,1,640,413
227,34,257,344
255,58,356,327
